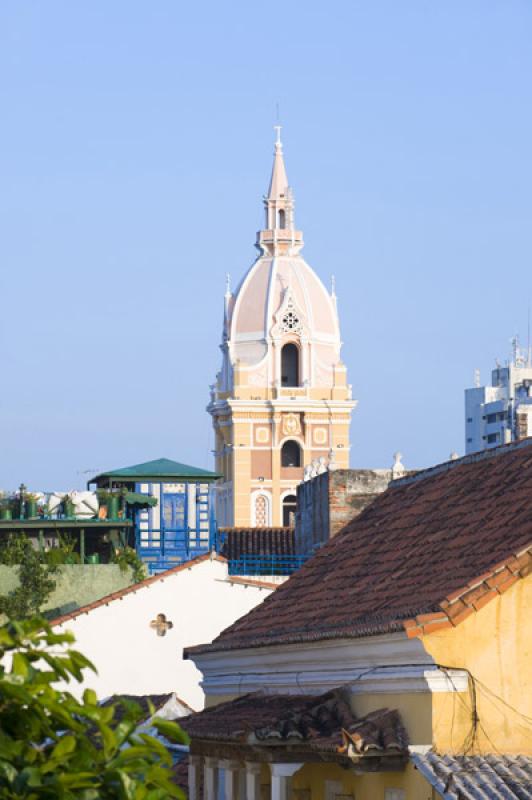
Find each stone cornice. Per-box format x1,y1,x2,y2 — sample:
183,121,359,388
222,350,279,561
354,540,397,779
188,632,468,697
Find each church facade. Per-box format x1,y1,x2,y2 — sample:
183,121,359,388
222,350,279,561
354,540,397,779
208,131,356,527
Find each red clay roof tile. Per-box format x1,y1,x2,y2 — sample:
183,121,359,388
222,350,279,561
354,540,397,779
187,439,532,654
180,689,408,757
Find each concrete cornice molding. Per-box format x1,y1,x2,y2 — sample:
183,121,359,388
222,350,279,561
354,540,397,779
225,400,357,412
190,633,469,697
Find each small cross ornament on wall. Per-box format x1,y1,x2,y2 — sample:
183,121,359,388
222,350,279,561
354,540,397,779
150,613,174,637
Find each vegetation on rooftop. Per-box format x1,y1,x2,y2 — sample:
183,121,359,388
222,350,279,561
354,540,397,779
0,534,58,621
0,535,145,620
111,547,146,584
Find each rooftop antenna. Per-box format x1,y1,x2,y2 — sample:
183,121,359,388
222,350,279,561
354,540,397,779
511,333,526,367
474,368,481,388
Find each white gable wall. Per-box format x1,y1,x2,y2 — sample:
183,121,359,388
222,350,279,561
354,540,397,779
53,557,273,710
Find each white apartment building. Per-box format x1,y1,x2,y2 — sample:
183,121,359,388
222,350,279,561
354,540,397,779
465,338,532,454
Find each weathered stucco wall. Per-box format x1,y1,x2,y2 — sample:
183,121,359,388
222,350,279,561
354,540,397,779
0,565,134,619
328,468,394,536
296,469,393,552
424,574,532,754
291,761,429,800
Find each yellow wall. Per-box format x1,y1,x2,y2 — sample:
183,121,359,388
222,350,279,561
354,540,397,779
424,574,532,754
286,762,430,800
202,576,532,800
350,692,432,748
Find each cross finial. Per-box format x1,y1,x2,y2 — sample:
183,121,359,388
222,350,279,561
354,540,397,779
274,125,282,147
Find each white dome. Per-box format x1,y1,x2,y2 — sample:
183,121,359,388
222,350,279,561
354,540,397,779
229,255,340,366
215,131,345,389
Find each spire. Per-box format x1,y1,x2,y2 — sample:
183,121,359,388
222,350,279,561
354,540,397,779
257,128,303,256
268,126,289,199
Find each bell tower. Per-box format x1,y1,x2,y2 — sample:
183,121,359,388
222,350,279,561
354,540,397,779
208,130,356,527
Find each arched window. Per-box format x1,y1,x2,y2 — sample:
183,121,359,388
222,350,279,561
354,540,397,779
281,440,301,468
278,209,286,229
282,494,297,527
254,494,270,526
281,343,299,387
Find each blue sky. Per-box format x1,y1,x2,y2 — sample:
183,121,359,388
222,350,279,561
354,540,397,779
1,1,532,489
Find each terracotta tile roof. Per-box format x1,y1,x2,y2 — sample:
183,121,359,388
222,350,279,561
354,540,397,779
100,693,175,724
180,688,408,757
225,576,280,590
411,751,532,799
218,527,295,559
51,552,227,626
187,439,532,654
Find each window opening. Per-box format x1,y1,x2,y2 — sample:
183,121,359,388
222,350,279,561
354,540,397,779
281,343,299,386
281,440,301,468
281,311,301,334
282,495,297,527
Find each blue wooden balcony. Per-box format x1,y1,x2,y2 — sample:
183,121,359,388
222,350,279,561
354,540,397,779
226,554,309,576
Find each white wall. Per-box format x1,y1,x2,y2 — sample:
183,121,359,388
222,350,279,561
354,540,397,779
54,557,273,711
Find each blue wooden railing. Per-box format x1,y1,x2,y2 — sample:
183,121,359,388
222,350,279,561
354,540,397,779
227,555,309,576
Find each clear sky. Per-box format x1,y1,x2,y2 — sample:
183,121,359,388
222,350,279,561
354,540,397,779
1,1,532,490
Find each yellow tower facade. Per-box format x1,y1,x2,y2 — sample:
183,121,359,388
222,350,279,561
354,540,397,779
208,130,356,527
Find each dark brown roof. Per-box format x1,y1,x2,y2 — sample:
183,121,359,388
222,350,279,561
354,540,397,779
219,527,295,559
187,439,532,654
180,688,408,756
100,693,175,724
171,757,190,792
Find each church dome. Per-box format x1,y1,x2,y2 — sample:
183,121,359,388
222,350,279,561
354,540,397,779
223,130,341,373
229,255,339,363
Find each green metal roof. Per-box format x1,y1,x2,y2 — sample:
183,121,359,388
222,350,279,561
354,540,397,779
90,458,221,485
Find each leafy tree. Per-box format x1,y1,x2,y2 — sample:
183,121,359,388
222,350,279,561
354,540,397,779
111,547,146,584
0,536,57,620
0,618,188,798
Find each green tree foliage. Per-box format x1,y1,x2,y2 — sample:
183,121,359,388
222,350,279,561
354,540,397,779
0,619,188,798
0,536,57,620
111,547,146,584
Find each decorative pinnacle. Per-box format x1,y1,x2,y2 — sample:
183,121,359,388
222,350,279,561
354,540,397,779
225,273,231,295
331,275,336,297
274,124,282,148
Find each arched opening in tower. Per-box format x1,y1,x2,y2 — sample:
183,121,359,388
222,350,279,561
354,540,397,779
278,209,286,229
281,440,301,468
282,494,297,527
281,343,299,387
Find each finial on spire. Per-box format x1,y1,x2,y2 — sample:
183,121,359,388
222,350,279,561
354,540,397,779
267,126,289,201
331,275,336,297
225,273,231,296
